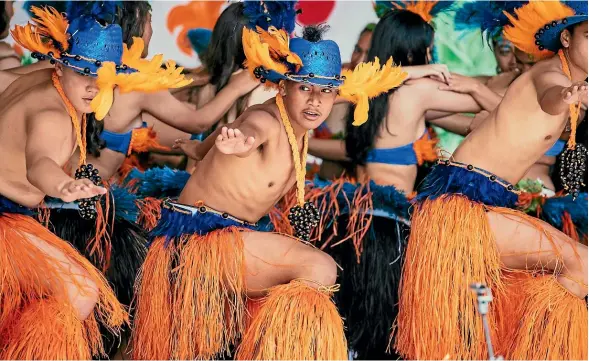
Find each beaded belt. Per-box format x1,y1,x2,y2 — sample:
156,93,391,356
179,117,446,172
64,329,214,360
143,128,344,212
161,199,258,227
437,159,521,195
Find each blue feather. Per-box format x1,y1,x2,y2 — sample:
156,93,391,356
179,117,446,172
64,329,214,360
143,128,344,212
109,184,139,222
65,1,122,22
187,28,212,58
454,1,525,43
242,0,298,33
126,166,191,199
542,193,588,238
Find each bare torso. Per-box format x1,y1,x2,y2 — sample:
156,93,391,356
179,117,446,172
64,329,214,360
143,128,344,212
179,104,300,223
0,70,75,207
453,58,570,184
362,83,428,194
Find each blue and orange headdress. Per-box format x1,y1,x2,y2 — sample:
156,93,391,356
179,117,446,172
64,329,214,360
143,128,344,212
11,5,192,120
242,25,408,126
453,1,525,45
374,0,455,23
503,0,587,60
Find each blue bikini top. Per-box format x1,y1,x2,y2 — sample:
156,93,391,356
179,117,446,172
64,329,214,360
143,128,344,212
365,129,437,166
100,122,148,155
544,139,566,157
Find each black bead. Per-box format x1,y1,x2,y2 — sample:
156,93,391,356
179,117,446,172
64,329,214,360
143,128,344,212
535,40,541,45
309,73,315,78
95,60,101,66
552,21,557,27
467,164,474,170
444,160,450,166
260,78,266,83
328,83,333,88
222,213,229,219
74,55,81,61
122,64,128,70
63,59,69,65
255,74,261,79
507,185,514,191
115,65,121,71
199,206,207,213
544,24,550,30
50,59,56,64
563,18,568,24
539,46,545,51
490,175,497,181
296,9,302,14
48,51,54,57
535,34,541,39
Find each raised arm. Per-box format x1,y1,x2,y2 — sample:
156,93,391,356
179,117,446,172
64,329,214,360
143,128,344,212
215,110,280,158
534,70,587,115
25,111,106,201
141,70,259,134
308,138,349,161
437,73,503,111
406,78,483,115
428,113,474,136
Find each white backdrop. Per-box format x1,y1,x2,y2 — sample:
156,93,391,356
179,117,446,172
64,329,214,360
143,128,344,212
9,0,380,67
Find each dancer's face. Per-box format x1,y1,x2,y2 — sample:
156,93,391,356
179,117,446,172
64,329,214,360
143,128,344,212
513,48,536,73
494,38,516,73
350,30,372,69
55,65,99,114
562,21,588,74
280,80,338,131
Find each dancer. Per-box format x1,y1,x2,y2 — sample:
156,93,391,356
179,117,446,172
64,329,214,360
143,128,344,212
0,8,136,359
394,1,588,359
0,0,19,69
132,24,406,360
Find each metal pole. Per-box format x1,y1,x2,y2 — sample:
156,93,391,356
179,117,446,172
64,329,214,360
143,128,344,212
470,283,502,361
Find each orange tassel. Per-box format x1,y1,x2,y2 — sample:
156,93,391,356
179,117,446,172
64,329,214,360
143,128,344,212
236,280,347,360
561,211,580,242
502,275,588,360
413,128,439,165
0,213,127,357
136,197,163,232
128,126,171,156
118,154,145,180
133,227,248,360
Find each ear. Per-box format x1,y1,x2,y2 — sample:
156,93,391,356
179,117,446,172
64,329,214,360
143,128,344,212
560,28,571,49
55,62,65,76
278,80,287,96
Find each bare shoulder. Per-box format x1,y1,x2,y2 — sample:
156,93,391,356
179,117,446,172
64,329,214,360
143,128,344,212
238,104,281,133
531,58,571,87
28,108,71,128
399,77,444,94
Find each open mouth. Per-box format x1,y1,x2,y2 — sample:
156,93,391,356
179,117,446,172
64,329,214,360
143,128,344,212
82,97,94,105
303,110,321,120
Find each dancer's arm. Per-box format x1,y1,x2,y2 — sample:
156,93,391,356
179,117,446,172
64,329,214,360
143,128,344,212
535,71,588,115
141,71,258,134
438,73,502,111
8,60,53,74
26,111,106,201
308,138,349,161
405,78,482,114
216,111,280,158
428,113,474,136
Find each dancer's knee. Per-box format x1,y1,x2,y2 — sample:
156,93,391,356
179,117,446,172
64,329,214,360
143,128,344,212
67,274,99,320
297,249,337,287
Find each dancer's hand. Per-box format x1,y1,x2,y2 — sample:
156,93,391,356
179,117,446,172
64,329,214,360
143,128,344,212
215,126,255,155
229,70,260,96
406,64,451,84
438,73,481,94
173,138,202,160
486,68,520,92
58,179,106,203
562,81,588,105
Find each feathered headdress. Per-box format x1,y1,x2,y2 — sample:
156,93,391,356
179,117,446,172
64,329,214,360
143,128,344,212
454,1,525,44
11,6,192,120
242,26,407,126
242,0,299,33
374,0,454,23
503,0,587,59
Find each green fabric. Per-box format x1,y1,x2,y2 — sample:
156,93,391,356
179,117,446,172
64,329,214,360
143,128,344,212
432,12,498,153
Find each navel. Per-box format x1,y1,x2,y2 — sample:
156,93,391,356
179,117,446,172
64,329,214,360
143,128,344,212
544,135,552,140
268,182,274,188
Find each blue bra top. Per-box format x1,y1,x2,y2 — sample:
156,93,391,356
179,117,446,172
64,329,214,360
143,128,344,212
544,139,566,157
366,129,435,166
100,122,148,155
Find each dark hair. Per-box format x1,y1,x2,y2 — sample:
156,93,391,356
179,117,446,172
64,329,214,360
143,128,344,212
203,3,248,93
302,24,329,42
345,9,434,166
119,1,152,46
86,113,106,157
0,2,9,37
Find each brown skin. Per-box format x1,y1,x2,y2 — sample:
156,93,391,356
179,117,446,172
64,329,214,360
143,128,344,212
452,23,589,298
0,1,20,70
0,64,109,320
347,30,373,70
175,81,339,295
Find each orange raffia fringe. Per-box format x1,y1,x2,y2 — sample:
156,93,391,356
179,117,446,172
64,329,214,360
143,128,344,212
136,197,163,232
0,213,127,358
235,280,347,360
392,195,505,360
502,275,588,360
118,154,145,181
561,211,580,243
128,127,171,156
132,227,247,360
503,1,575,60
0,300,101,359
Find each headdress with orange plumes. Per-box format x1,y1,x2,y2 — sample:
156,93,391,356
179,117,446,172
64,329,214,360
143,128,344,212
374,0,455,23
242,26,407,126
11,6,193,121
